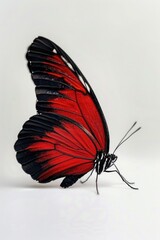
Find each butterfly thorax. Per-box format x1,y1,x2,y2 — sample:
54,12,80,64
95,151,117,175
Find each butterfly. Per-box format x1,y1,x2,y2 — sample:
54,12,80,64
14,37,140,194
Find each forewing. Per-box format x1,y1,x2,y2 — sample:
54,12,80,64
26,36,109,152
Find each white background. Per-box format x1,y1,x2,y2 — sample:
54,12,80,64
0,0,160,239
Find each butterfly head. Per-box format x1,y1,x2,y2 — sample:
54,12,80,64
105,153,118,170
95,151,118,174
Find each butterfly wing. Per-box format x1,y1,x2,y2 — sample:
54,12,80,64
14,113,96,184
27,37,110,152
14,37,110,186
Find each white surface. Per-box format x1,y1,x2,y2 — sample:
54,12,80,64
0,0,160,239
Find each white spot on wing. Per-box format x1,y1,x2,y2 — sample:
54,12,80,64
78,74,85,86
85,82,90,92
61,56,68,64
78,74,90,92
66,62,74,71
53,49,57,53
60,55,90,92
61,56,75,72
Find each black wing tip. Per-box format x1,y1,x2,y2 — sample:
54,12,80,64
26,36,59,70
26,36,56,53
26,36,52,73
33,36,54,47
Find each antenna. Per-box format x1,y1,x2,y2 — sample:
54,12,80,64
113,122,141,154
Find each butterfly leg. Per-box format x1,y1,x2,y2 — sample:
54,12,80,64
113,164,135,185
96,173,100,195
60,175,83,188
106,170,135,185
105,170,138,190
80,168,95,184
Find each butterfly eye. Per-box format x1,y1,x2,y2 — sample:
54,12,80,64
109,154,117,166
112,156,117,163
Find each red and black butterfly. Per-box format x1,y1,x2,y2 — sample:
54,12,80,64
14,37,140,193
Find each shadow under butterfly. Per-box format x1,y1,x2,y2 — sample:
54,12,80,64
14,36,141,194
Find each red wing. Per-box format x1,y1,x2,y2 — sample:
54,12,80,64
26,36,109,152
14,113,96,182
